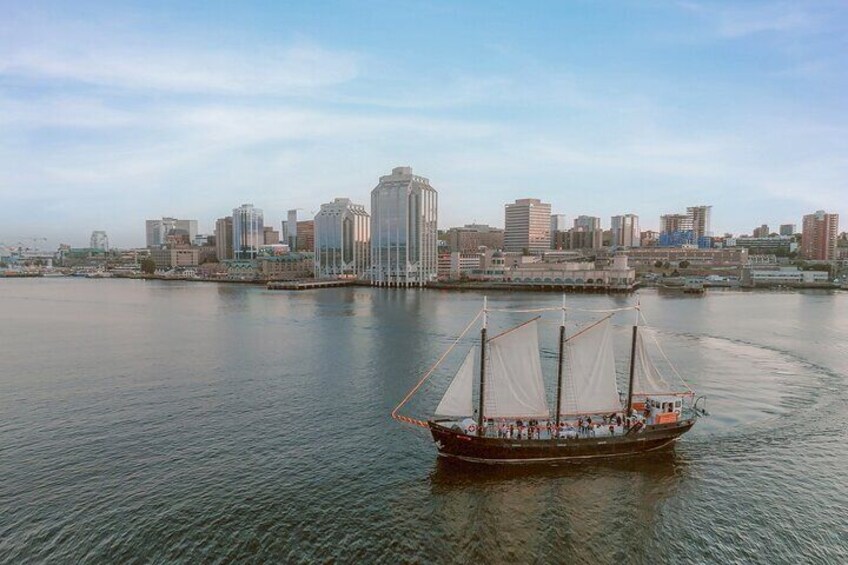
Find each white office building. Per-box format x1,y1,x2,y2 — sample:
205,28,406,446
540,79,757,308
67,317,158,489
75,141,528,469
370,166,438,287
232,204,264,260
314,198,371,279
504,198,551,253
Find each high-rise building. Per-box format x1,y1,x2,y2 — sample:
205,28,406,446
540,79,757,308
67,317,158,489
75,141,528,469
282,210,299,249
660,213,692,234
573,215,601,232
295,221,314,252
610,214,640,248
215,217,234,261
568,228,603,250
752,224,770,238
801,210,839,260
550,214,567,250
370,166,438,286
687,205,712,241
145,218,198,248
504,198,552,253
90,230,109,251
232,204,264,260
780,224,797,236
314,198,370,279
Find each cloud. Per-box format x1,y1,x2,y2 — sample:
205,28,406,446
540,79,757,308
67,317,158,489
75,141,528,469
678,1,823,38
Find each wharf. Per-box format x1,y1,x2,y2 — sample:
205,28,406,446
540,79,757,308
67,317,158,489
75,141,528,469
267,279,358,291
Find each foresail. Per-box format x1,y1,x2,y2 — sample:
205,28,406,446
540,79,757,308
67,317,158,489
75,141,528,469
484,320,550,419
560,317,622,416
434,346,477,417
632,328,687,396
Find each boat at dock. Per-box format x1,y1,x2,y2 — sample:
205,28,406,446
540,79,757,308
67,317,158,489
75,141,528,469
392,298,706,464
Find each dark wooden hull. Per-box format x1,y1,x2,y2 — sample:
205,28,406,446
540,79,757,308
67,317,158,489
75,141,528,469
428,419,696,464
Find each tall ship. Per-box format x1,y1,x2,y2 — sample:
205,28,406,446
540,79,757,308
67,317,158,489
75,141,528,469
392,298,706,464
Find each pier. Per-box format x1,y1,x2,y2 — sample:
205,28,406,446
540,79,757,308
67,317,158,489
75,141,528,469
267,279,358,291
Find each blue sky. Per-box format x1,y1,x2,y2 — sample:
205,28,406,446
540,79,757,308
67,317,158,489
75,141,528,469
1,1,846,247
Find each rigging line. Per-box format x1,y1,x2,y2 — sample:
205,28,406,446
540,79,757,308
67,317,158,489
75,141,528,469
486,316,541,343
390,308,483,424
487,305,638,314
563,313,614,343
638,310,693,393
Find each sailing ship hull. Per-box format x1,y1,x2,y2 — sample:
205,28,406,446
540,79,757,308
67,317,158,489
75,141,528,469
429,419,695,464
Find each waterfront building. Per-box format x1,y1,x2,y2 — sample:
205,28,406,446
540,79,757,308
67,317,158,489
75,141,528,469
260,253,314,280
780,224,797,236
370,166,438,287
150,247,200,269
729,236,795,256
502,254,636,289
145,218,198,248
504,198,551,253
314,197,370,279
752,224,770,238
214,217,234,261
444,224,504,253
801,210,839,260
232,204,264,260
89,231,109,251
437,251,483,280
626,247,748,268
610,214,640,248
743,266,829,287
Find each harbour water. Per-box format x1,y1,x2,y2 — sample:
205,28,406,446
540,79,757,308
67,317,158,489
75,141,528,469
1,279,846,563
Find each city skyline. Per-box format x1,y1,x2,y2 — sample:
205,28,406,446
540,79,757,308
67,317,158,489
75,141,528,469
2,1,847,248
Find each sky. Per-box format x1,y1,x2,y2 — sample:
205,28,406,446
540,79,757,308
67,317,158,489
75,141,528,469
1,0,846,248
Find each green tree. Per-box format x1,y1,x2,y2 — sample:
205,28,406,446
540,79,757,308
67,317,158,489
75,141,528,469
140,257,156,274
679,260,690,269
654,260,663,268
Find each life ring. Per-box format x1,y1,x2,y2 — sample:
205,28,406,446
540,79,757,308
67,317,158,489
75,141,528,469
467,424,477,433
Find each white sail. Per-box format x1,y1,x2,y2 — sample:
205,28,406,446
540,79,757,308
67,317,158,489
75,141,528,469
484,320,550,419
632,328,679,395
434,347,477,417
559,317,622,416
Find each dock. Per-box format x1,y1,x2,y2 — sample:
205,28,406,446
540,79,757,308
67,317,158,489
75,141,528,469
267,279,357,291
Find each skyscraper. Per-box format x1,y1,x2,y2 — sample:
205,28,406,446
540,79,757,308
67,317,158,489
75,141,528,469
687,205,712,241
214,216,234,261
752,224,770,238
370,166,438,286
801,210,839,260
90,230,108,251
145,218,198,247
232,204,264,260
573,215,601,232
282,209,299,249
504,198,552,253
780,224,796,236
314,198,370,279
550,214,567,250
610,214,640,248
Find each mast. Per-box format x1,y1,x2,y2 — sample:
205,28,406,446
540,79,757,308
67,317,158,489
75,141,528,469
555,294,566,428
476,296,488,437
625,297,640,417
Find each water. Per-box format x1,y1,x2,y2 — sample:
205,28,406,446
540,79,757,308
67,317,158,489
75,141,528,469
1,279,846,563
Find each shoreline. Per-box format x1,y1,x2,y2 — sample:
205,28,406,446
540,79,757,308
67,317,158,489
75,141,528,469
3,274,845,293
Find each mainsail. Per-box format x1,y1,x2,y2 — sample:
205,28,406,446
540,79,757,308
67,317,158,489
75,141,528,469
484,319,550,419
434,347,477,417
559,317,622,416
